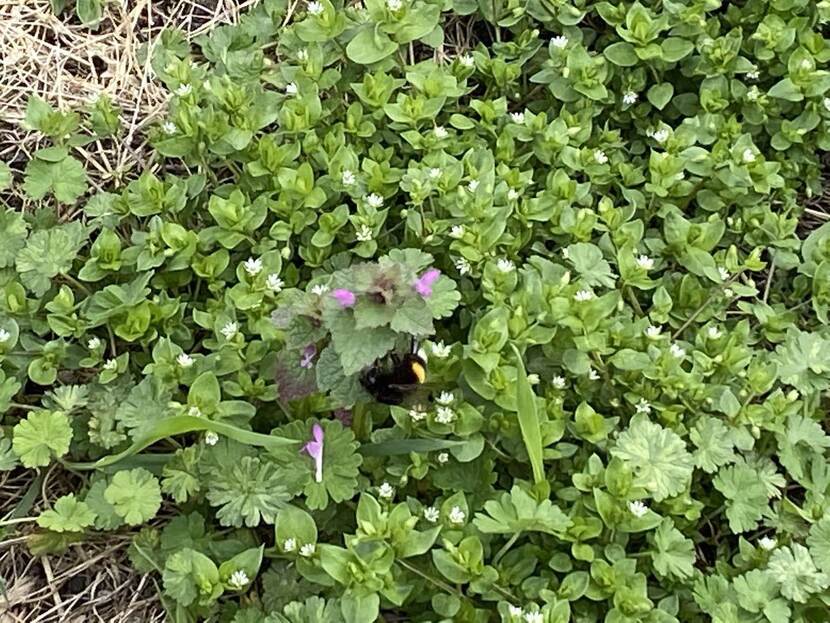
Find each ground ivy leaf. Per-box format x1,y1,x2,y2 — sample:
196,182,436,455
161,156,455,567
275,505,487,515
649,518,695,580
328,312,397,376
424,275,461,319
690,416,737,473
37,493,96,533
83,479,123,530
104,468,163,525
12,410,72,468
23,154,88,204
115,376,173,439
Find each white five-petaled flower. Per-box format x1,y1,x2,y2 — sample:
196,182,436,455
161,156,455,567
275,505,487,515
455,257,471,275
266,274,285,293
824,97,830,112
436,391,454,405
221,321,239,340
103,359,118,371
366,193,384,208
670,343,686,359
459,53,475,67
747,86,761,102
718,267,731,282
509,605,524,618
243,257,263,276
285,82,298,96
527,373,540,385
574,289,594,302
507,188,521,201
177,353,194,368
746,69,760,81
742,148,756,163
800,59,812,70
594,149,608,164
497,258,515,273
431,341,451,358
643,326,662,341
758,536,777,551
297,49,309,62
635,398,652,414
628,500,649,518
438,452,450,463
386,0,402,9
378,482,395,499
588,368,600,381
299,543,316,557
175,84,192,97
510,111,525,124
552,375,566,389
188,405,203,418
162,121,177,135
435,406,456,424
429,167,442,179
551,35,568,49
87,336,101,349
524,613,543,623
205,431,219,446
311,284,330,296
450,225,464,239
448,505,465,525
467,179,480,192
707,326,722,339
622,91,638,105
649,128,670,143
409,407,427,422
341,169,356,185
434,126,448,139
423,506,440,522
636,255,654,270
355,224,374,242
283,538,297,552
307,0,324,14
228,570,250,589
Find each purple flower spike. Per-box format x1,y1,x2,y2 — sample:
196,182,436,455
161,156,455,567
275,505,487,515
414,268,441,297
331,288,356,308
299,344,317,369
302,423,324,483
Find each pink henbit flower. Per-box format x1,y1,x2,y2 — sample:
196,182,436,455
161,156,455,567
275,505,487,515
331,288,356,308
299,344,317,369
302,423,324,483
413,268,441,297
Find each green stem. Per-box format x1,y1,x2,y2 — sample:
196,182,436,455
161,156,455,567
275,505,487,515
397,559,462,597
10,402,37,411
493,532,520,566
0,516,37,527
62,273,91,296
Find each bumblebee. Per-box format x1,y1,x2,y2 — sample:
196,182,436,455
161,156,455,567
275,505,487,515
360,345,428,405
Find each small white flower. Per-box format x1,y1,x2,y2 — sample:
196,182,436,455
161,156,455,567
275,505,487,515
574,289,594,302
455,257,471,275
650,128,670,143
378,482,395,499
527,373,540,385
436,391,454,405
429,167,442,179
297,49,309,62
747,86,761,102
228,569,250,589
435,406,456,424
175,84,192,97
800,59,812,70
707,326,722,339
622,91,638,105
355,224,374,242
306,0,324,14
824,97,830,112
86,336,100,349
243,257,263,276
283,538,297,552
103,359,118,371
341,169,356,185
510,111,525,123
551,35,569,49
424,506,440,522
266,274,285,293
724,287,734,298
205,431,219,446
366,193,384,208
758,536,777,551
746,69,760,80
221,321,238,339
449,225,464,239
628,500,649,518
386,0,402,8
285,82,298,96
496,258,515,273
594,149,608,164
434,126,448,139
311,284,330,296
588,368,600,381
552,375,566,389
509,605,524,618
459,53,475,67
718,267,731,282
467,179,480,192
645,325,662,339
299,543,316,557
635,398,651,414
437,452,449,464
177,353,194,368
669,343,686,359
431,341,451,358
507,188,521,201
448,505,465,525
636,255,654,270
162,121,177,135
188,405,203,418
409,407,427,422
742,148,756,163
524,613,543,623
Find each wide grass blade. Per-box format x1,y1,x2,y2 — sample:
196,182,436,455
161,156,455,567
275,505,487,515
511,344,545,485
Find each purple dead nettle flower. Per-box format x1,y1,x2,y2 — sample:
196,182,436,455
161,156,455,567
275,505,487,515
413,268,441,297
302,423,324,483
331,288,357,308
299,344,317,369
